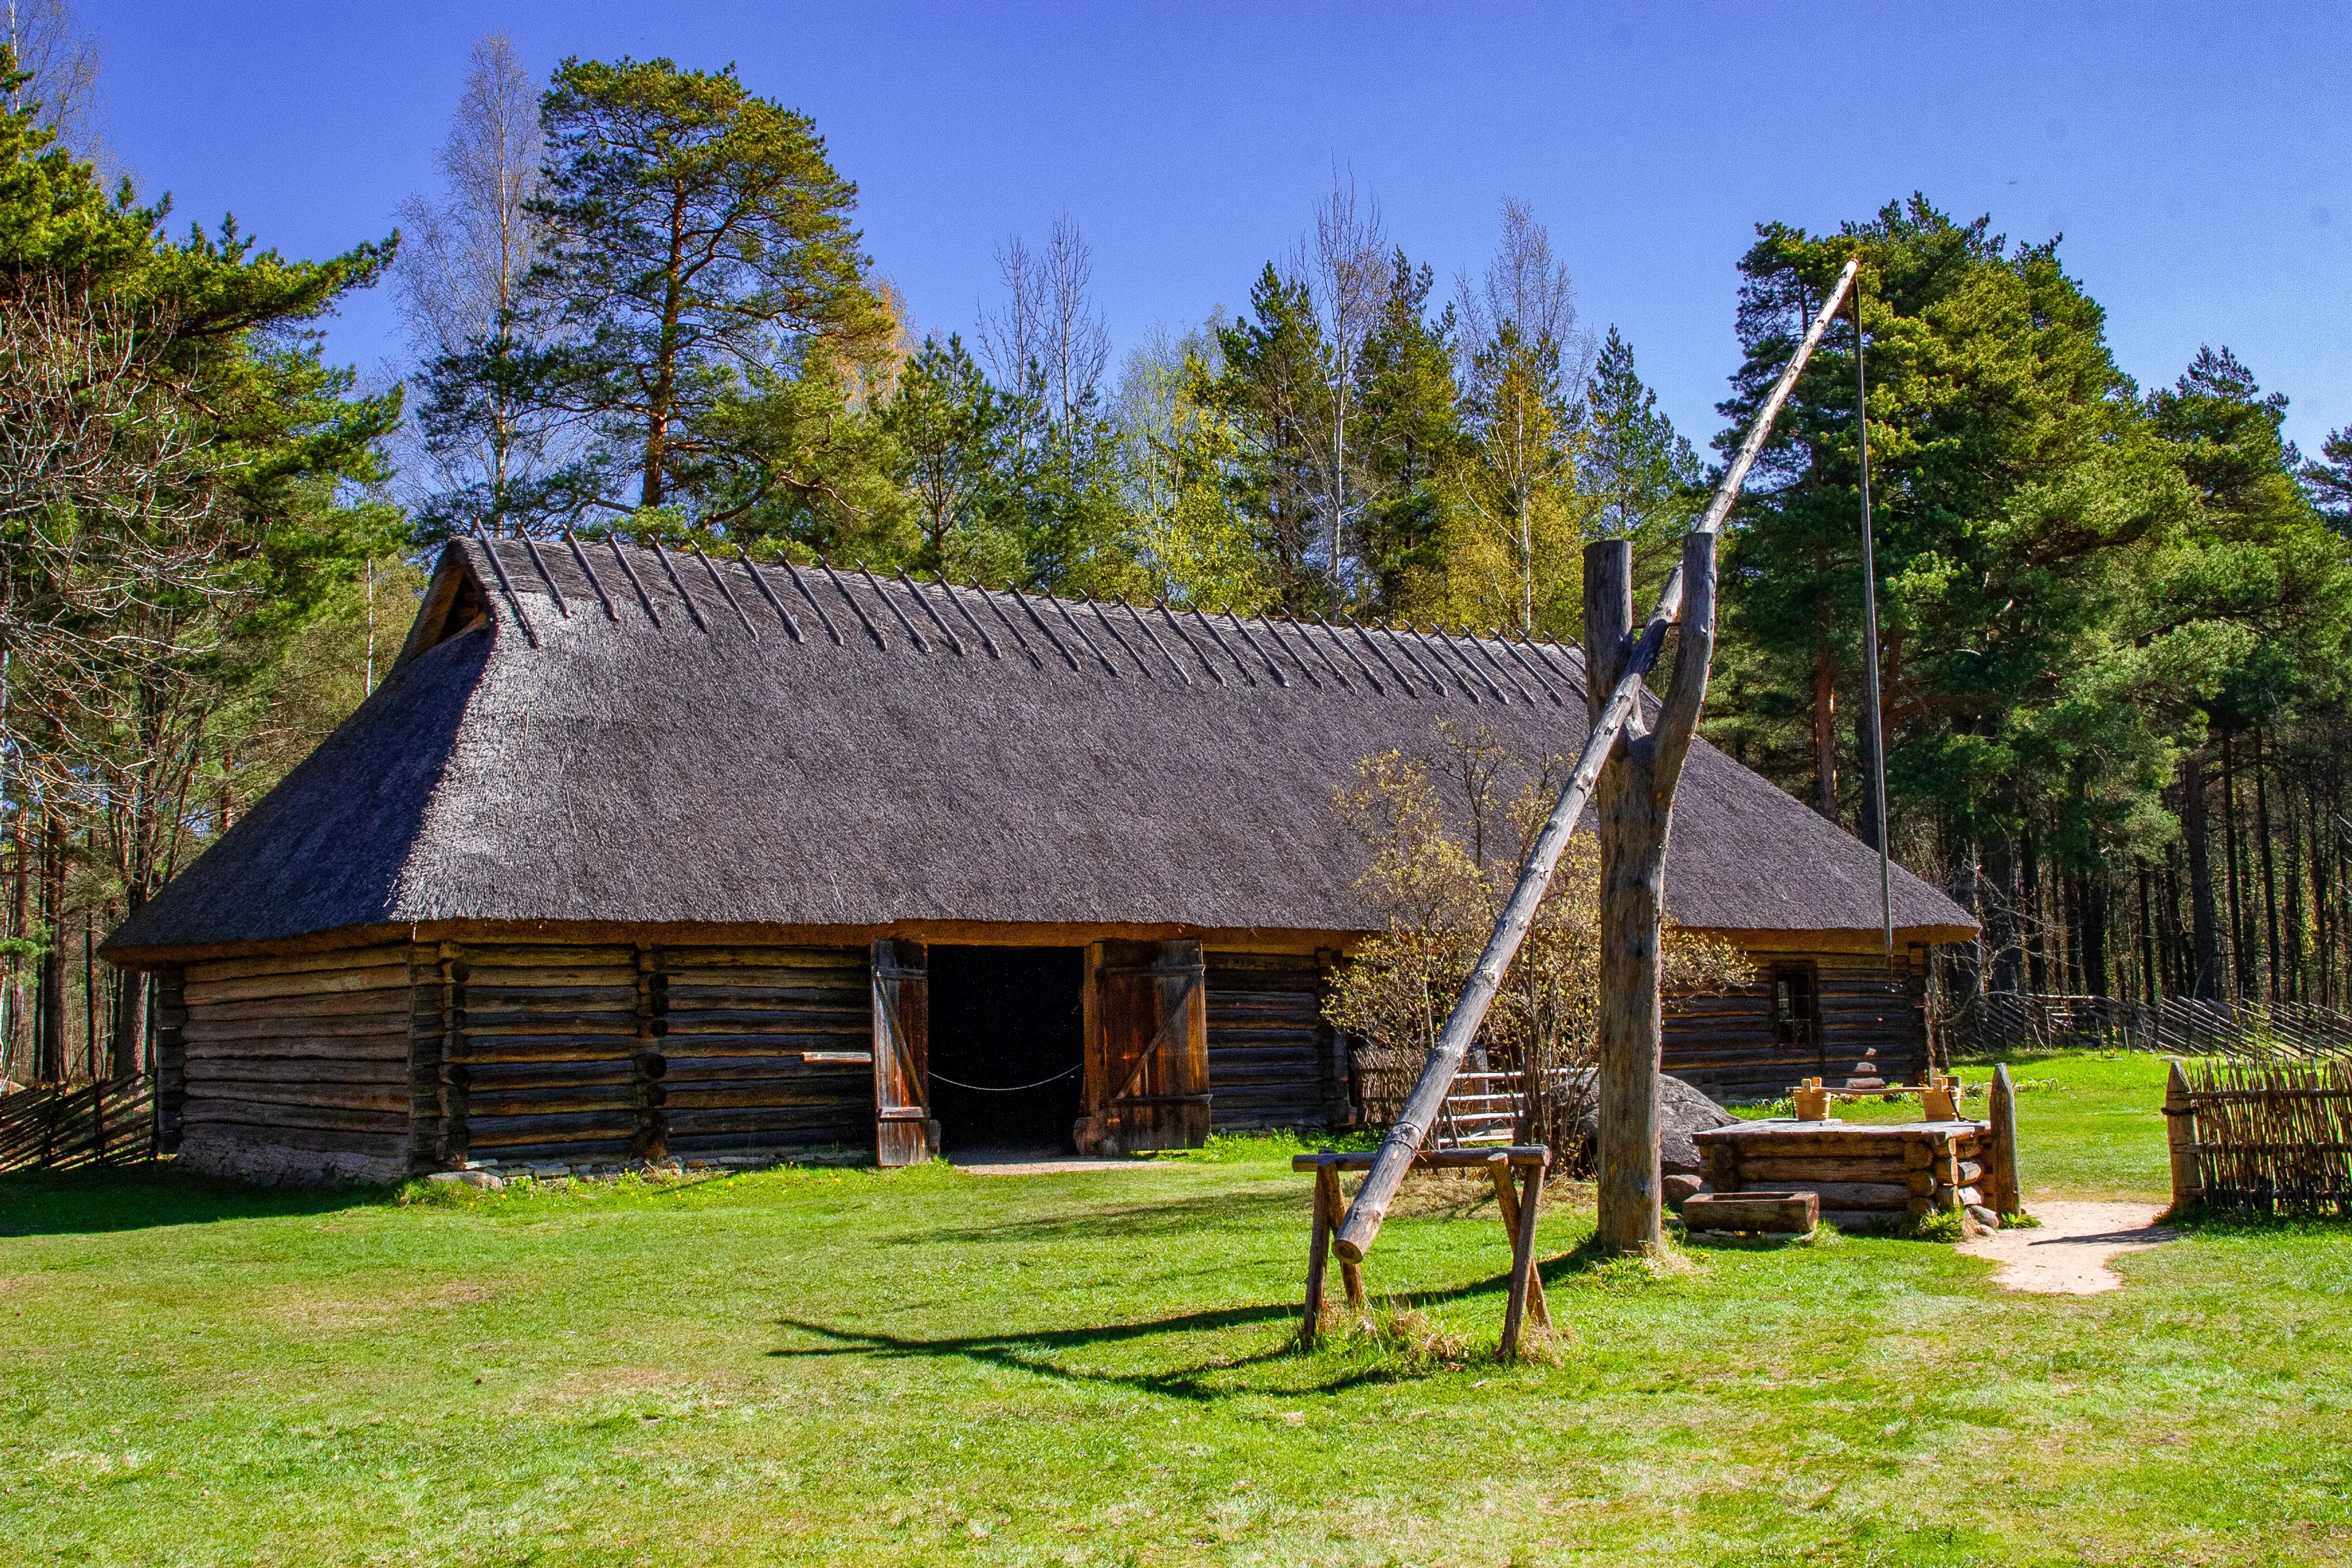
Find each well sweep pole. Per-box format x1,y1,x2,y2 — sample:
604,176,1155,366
1332,258,1861,1264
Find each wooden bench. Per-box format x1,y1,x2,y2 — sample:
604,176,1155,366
1293,1145,1551,1358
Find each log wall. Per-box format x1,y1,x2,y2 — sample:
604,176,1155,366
659,944,872,1158
1204,951,1348,1131
450,941,641,1166
173,938,878,1182
1664,948,1929,1103
175,943,418,1183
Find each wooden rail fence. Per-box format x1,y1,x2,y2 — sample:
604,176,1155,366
1951,992,2352,1060
2165,1057,2352,1216
0,1076,155,1172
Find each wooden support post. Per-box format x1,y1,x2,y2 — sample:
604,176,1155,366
1489,1158,1549,1329
1319,1164,1365,1306
1303,1166,1333,1347
1986,1063,2022,1215
2165,1058,2200,1214
1500,1159,1547,1359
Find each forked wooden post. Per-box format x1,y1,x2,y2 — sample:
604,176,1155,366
2165,1058,2200,1214
1330,258,1861,1268
1588,529,1717,1254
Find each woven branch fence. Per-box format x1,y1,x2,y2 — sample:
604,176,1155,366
2168,1057,2352,1216
0,1076,154,1172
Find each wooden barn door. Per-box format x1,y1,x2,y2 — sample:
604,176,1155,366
1077,939,1210,1155
871,939,937,1166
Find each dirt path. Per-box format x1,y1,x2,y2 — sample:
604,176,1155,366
1959,1200,2176,1294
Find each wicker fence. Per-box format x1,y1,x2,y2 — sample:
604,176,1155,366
1949,992,2352,1060
2166,1057,2352,1216
0,1076,155,1172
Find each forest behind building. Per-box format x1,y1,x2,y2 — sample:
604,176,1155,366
7,21,2351,1085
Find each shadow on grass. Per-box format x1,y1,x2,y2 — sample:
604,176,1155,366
0,1160,390,1234
773,1260,1548,1398
895,1186,1302,1245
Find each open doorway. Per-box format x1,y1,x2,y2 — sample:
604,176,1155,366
927,946,1085,1153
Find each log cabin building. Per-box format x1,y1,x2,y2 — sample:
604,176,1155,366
104,540,1975,1184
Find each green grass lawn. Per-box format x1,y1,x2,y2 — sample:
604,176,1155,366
5,1050,2348,1566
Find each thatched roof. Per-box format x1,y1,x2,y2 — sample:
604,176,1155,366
106,539,1976,960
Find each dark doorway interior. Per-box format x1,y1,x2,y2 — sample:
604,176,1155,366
927,946,1085,1152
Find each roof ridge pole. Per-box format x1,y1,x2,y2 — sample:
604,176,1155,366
1341,614,1415,695
1188,607,1257,686
1420,622,1503,703
1008,587,1080,669
777,560,843,644
1332,256,1862,1269
1490,626,1563,705
1381,620,1451,698
859,565,930,652
819,561,887,649
692,545,759,639
563,528,619,622
1280,610,1349,688
647,541,712,633
1115,597,1189,684
1313,612,1384,693
1049,594,1120,676
979,587,1045,668
1463,626,1537,704
736,545,804,641
468,532,540,648
1084,598,1152,676
604,535,662,627
519,535,571,616
897,571,966,655
1220,611,1289,687
936,578,1003,659
1155,601,1225,686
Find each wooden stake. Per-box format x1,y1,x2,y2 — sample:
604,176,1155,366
1986,1062,2022,1214
2165,1057,2199,1213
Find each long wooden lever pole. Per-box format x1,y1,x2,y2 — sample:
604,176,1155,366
1332,257,1860,1265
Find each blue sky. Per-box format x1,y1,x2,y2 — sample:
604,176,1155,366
79,1,2352,454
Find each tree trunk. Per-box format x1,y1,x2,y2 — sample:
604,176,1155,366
2182,749,2222,1000
37,816,63,1083
2222,732,2250,998
2022,829,2047,993
2137,861,2158,1005
1983,834,2023,993
1811,652,1839,823
2255,727,2281,1001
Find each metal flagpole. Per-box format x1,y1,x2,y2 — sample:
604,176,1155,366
1853,275,1893,963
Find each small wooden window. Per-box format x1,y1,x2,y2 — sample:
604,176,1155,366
1772,967,1817,1049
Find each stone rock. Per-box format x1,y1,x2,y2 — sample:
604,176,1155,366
1573,1072,1740,1175
426,1169,504,1191
1661,1172,1705,1210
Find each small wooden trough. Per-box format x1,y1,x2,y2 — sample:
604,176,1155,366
1692,1115,2001,1233
1679,1189,1818,1235
1294,1146,1550,1357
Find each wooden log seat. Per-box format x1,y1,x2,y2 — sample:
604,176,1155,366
1681,1191,1819,1235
